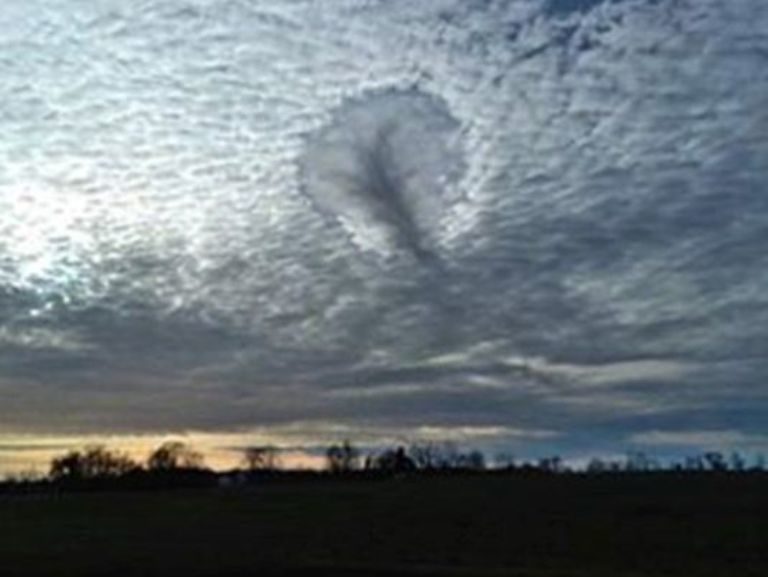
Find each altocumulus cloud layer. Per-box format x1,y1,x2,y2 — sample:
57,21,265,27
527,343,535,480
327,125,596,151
1,0,767,460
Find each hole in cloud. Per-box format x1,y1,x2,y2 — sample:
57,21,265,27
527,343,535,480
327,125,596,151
299,88,466,263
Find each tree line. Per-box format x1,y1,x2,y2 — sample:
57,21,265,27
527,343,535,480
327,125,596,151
48,441,205,481
1,440,765,490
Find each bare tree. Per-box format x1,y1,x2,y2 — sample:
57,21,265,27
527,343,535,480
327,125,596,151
242,445,281,472
408,442,486,470
625,451,658,472
494,452,517,470
147,441,204,471
457,450,486,471
408,442,441,470
408,441,459,470
371,446,416,473
325,440,360,473
50,445,138,481
729,451,746,472
703,452,727,472
434,442,461,469
537,456,563,473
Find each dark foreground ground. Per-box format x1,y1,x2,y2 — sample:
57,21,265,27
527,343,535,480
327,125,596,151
1,473,766,577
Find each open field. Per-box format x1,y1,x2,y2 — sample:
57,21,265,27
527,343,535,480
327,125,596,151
1,473,766,577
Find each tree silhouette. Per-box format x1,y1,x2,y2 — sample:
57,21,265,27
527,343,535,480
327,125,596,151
408,442,488,471
457,450,486,471
703,452,727,472
408,441,460,470
729,451,746,471
147,441,204,471
494,452,517,470
371,446,416,473
49,445,138,481
625,452,658,472
537,456,564,473
242,446,281,472
325,440,360,473
408,442,440,470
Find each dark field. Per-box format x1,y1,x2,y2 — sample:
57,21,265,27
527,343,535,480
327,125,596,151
1,473,766,577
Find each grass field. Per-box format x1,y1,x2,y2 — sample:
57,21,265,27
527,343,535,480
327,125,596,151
1,473,766,576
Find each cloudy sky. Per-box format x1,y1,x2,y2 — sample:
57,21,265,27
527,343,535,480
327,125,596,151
1,0,767,472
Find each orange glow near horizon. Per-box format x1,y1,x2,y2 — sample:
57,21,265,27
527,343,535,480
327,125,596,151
0,432,326,478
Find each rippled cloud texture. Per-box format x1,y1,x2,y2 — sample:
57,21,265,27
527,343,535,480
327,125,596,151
1,0,766,464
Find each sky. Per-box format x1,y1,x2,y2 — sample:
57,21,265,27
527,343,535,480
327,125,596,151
1,0,767,474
